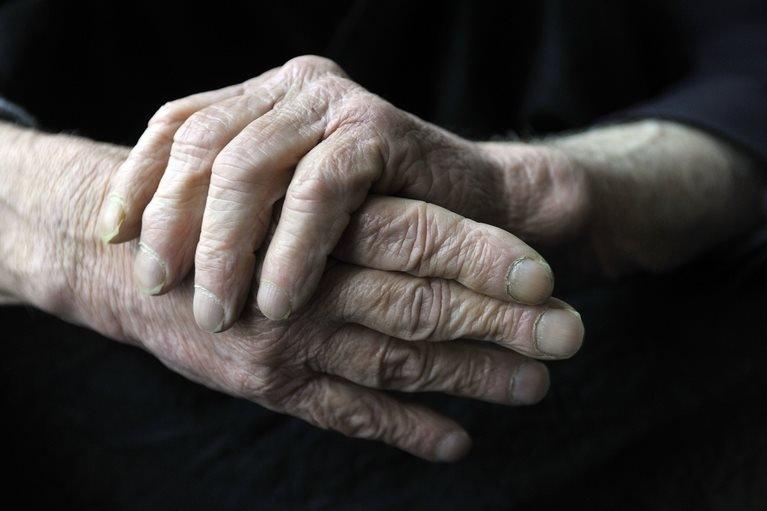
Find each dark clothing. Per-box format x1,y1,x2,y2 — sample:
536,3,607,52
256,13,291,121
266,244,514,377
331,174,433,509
1,0,767,509
1,0,767,161
4,257,767,510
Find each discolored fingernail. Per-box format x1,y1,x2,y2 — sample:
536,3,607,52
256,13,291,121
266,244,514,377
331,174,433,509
435,430,472,462
257,280,292,320
534,307,584,358
133,242,167,295
506,257,554,304
99,194,126,244
509,361,550,405
193,285,225,333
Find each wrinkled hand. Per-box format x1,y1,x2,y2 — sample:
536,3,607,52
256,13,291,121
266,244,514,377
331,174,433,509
133,196,583,462
2,125,584,462
98,55,588,331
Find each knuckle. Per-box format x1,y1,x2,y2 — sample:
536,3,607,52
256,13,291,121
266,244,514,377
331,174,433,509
403,201,443,276
173,110,226,154
140,198,179,231
333,405,382,440
312,390,385,440
339,96,398,144
402,202,428,273
461,296,519,345
315,73,354,92
281,91,327,125
452,352,495,396
283,55,345,80
455,225,494,283
212,145,259,183
212,142,247,168
289,173,341,206
346,95,395,125
132,121,177,159
305,74,351,103
374,341,432,389
402,278,447,340
308,76,359,118
148,99,188,126
366,98,398,125
361,124,388,164
293,130,383,202
163,118,222,179
194,234,239,273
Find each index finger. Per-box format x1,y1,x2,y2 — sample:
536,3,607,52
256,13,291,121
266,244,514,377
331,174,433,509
98,82,246,244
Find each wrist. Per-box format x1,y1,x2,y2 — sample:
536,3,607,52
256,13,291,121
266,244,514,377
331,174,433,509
551,120,765,277
0,123,144,342
477,140,592,248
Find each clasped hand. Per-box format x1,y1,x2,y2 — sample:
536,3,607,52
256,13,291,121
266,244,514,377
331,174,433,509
96,56,586,461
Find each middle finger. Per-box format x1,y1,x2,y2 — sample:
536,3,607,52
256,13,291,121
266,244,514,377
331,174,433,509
322,265,584,360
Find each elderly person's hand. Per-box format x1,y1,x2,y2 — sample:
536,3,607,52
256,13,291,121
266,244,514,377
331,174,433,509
0,123,583,461
99,56,762,335
98,55,584,331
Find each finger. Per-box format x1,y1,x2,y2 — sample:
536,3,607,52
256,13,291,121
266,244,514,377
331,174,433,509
97,82,246,244
257,124,382,320
132,78,288,300
294,375,472,462
314,324,550,405
334,196,554,305
191,91,335,331
324,266,584,359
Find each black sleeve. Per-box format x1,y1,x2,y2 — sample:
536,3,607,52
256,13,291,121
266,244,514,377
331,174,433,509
617,0,767,163
0,97,36,126
0,1,41,128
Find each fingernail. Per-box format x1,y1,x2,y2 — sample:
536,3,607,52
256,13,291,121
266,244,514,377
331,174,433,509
257,281,292,320
99,194,126,244
435,431,472,462
509,361,550,404
534,307,584,358
133,242,167,295
506,257,554,304
193,286,225,333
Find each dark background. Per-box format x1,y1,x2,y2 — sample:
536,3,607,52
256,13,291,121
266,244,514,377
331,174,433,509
1,0,767,508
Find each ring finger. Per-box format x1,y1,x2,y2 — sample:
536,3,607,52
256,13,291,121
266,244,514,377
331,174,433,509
313,324,550,405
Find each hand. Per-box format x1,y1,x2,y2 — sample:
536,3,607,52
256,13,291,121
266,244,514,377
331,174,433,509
98,55,588,331
0,126,583,461
136,201,583,462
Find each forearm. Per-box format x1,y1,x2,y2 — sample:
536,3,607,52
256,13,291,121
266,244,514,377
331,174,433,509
554,120,764,277
0,122,139,340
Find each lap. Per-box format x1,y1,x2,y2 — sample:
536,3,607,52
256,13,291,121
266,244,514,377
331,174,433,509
3,236,767,510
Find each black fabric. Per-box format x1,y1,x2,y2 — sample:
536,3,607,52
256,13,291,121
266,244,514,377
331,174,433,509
1,0,767,508
0,96,35,125
4,253,767,510
0,0,765,159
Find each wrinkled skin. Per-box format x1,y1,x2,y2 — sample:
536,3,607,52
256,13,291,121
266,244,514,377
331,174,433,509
4,52,760,463
0,126,583,462
128,198,584,463
137,259,565,464
131,200,584,463
98,55,589,331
